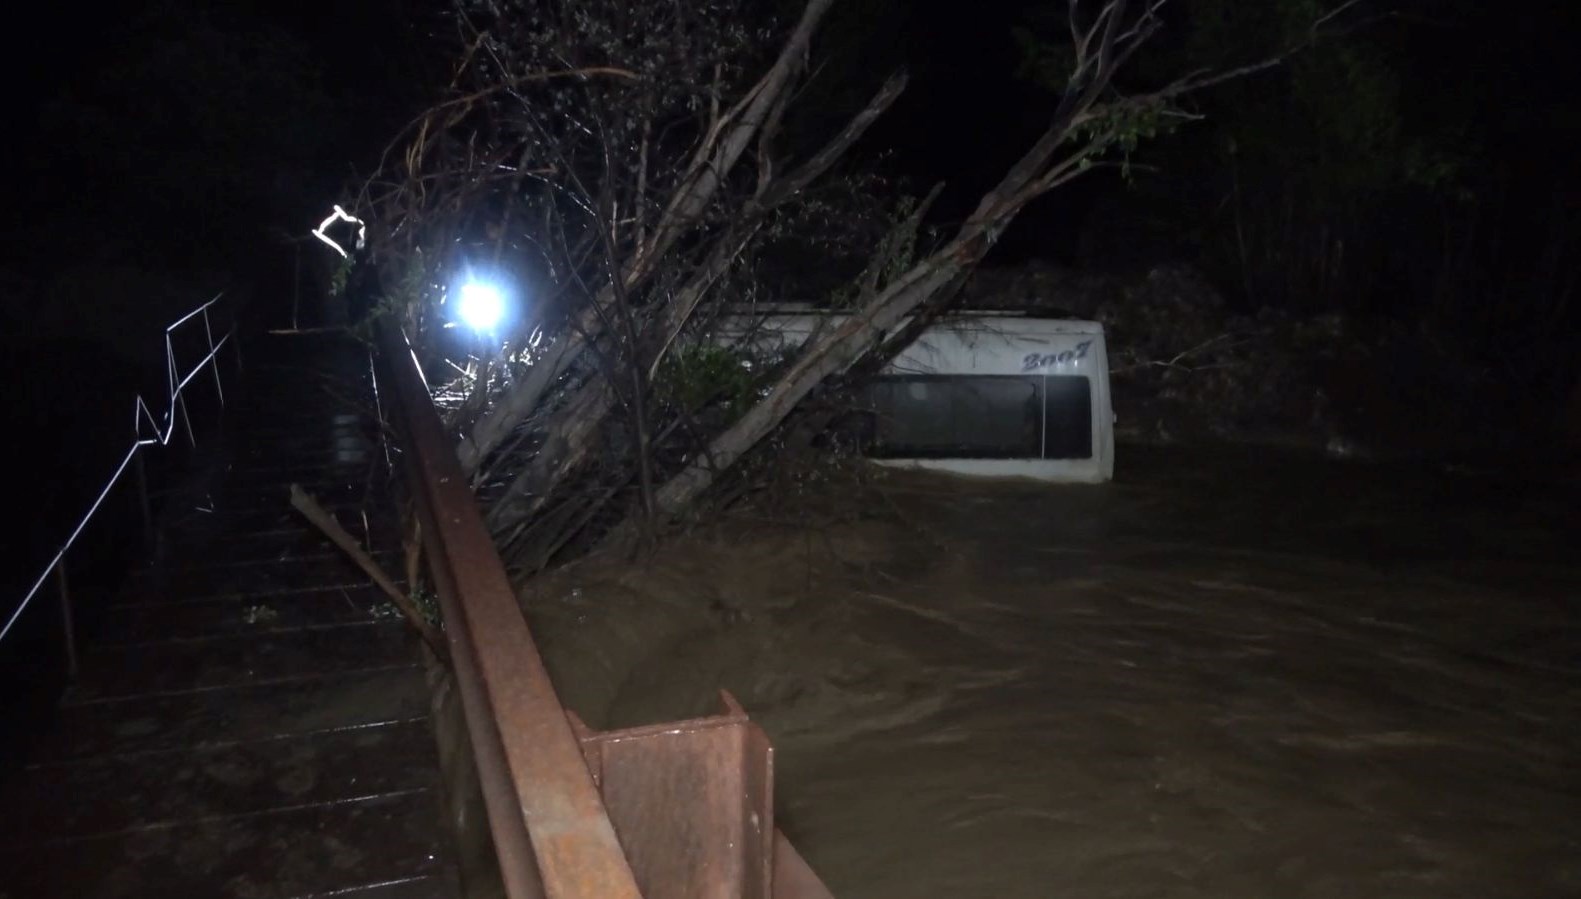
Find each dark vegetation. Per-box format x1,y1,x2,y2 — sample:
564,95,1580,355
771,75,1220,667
338,0,1579,578
1057,1,1581,453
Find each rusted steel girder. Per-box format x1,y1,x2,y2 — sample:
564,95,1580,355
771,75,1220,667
375,320,642,899
570,691,837,899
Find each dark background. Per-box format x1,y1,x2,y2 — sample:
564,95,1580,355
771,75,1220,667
5,1,1577,328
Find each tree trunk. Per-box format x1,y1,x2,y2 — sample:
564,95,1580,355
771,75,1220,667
457,0,840,474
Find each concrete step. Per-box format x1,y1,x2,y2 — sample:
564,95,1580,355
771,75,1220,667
1,718,440,846
66,622,416,703
0,788,455,899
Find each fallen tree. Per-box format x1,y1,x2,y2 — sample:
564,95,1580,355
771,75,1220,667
355,0,1364,568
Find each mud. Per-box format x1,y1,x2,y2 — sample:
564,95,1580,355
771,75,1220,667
522,445,1580,897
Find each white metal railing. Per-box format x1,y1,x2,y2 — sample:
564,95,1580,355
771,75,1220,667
0,293,235,670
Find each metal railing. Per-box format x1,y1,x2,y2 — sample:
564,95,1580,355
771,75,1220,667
0,293,235,671
375,318,644,899
376,319,836,899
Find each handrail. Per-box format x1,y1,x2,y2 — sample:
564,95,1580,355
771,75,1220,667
1,293,233,656
373,318,643,899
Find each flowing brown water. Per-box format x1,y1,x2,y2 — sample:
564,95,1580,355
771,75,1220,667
524,445,1580,898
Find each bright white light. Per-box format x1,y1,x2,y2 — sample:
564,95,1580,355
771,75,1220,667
457,281,506,332
312,204,365,259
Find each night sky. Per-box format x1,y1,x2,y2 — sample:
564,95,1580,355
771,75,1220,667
5,2,1577,276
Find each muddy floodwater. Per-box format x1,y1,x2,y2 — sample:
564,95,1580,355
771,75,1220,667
525,444,1580,898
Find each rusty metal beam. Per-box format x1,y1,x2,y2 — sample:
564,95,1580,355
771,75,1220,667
569,692,839,899
375,321,642,899
569,692,774,899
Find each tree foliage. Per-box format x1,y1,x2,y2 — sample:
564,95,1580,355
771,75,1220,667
1045,1,1472,310
355,0,1368,568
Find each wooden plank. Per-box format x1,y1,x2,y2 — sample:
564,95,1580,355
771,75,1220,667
38,666,431,760
96,585,392,643
118,554,377,602
1,719,440,845
0,789,451,899
68,622,415,701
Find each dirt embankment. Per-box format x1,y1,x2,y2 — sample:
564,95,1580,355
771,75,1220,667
521,498,936,735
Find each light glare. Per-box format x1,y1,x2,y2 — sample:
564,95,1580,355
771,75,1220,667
311,204,365,259
458,281,506,332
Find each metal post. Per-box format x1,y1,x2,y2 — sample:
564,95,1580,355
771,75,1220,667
57,562,78,679
203,308,225,407
177,392,197,447
133,450,157,558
